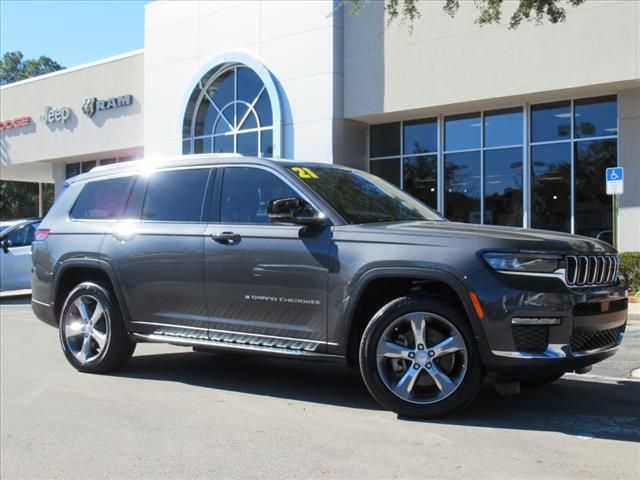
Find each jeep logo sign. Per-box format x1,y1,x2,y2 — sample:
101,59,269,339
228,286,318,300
82,95,133,118
41,106,71,124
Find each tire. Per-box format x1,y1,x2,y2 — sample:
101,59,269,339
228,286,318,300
58,282,135,373
521,373,564,387
359,295,483,419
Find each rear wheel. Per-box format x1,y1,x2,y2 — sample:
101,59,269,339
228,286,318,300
59,282,135,373
359,295,483,418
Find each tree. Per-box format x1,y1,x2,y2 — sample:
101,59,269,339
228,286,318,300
0,51,63,85
348,0,586,29
0,181,54,220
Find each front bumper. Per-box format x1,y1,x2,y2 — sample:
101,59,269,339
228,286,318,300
469,269,628,378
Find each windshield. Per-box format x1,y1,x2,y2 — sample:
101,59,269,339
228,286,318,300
288,166,444,224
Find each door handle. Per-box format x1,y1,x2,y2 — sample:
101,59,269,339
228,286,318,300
211,231,241,244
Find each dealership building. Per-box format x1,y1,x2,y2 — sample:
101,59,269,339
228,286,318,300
1,0,638,250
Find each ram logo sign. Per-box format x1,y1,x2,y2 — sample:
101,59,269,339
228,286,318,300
81,95,133,118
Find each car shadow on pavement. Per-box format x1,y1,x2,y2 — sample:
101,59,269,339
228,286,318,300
415,378,640,443
116,350,382,410
115,351,640,442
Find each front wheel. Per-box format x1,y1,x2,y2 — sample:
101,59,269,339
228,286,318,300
59,282,135,373
359,295,483,418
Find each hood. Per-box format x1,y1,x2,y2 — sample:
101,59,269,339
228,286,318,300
333,221,616,255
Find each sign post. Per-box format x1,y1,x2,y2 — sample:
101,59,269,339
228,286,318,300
606,167,624,249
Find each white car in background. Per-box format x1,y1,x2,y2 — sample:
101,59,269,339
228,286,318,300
0,218,41,292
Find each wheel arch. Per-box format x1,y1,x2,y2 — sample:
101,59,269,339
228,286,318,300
53,259,131,327
340,267,489,364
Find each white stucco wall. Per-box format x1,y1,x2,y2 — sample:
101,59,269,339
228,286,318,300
0,51,144,183
143,0,345,164
344,0,640,119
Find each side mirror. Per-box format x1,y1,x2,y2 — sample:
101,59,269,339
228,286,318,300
1,239,10,254
267,197,325,226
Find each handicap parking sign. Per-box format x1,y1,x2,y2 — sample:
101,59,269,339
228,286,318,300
606,167,624,195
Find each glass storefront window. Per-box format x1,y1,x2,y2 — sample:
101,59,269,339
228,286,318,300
484,147,523,227
484,108,523,148
368,96,617,240
403,155,437,209
530,101,571,143
65,163,80,179
575,139,616,239
370,123,400,158
444,151,481,223
531,143,571,233
403,119,437,155
444,113,481,151
574,96,617,138
370,158,400,187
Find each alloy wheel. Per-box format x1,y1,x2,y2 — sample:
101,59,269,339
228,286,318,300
62,295,110,365
375,312,468,404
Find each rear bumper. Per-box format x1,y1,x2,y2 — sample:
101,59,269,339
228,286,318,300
32,298,57,327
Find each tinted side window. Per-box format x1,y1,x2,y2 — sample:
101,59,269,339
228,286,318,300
142,169,210,222
5,222,40,247
220,167,297,223
70,177,134,220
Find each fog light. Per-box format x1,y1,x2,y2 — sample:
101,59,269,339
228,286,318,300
511,317,562,326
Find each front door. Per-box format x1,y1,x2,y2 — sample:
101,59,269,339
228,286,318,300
204,166,331,351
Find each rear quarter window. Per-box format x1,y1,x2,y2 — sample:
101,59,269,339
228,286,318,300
70,176,134,220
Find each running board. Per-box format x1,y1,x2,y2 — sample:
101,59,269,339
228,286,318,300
130,332,345,363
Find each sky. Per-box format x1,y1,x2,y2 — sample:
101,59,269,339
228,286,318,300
1,0,150,69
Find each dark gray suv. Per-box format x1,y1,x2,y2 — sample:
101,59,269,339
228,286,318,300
31,156,628,418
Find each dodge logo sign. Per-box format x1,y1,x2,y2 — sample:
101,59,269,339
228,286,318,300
82,95,133,118
0,116,31,131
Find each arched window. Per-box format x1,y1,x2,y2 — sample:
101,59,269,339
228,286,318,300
182,64,274,157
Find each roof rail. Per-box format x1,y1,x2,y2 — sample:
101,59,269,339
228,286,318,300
89,153,245,173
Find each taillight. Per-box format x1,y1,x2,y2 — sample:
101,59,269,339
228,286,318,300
34,229,50,241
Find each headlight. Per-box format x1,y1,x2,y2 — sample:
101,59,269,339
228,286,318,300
482,253,562,274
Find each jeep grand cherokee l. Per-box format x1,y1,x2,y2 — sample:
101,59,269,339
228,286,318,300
31,157,628,418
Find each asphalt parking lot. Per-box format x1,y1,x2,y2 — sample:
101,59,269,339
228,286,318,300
1,297,639,479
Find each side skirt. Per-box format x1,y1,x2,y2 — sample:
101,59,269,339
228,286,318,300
130,332,347,364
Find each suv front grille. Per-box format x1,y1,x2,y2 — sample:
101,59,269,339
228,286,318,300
573,298,628,316
513,325,549,353
565,255,618,287
570,325,625,352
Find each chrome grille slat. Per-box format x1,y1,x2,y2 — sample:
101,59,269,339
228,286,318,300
578,256,588,285
565,254,618,287
597,257,606,284
607,256,614,283
587,257,597,284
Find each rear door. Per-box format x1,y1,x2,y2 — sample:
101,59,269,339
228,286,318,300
102,167,214,336
204,165,331,350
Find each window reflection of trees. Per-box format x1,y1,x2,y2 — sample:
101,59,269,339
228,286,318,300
575,139,616,238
